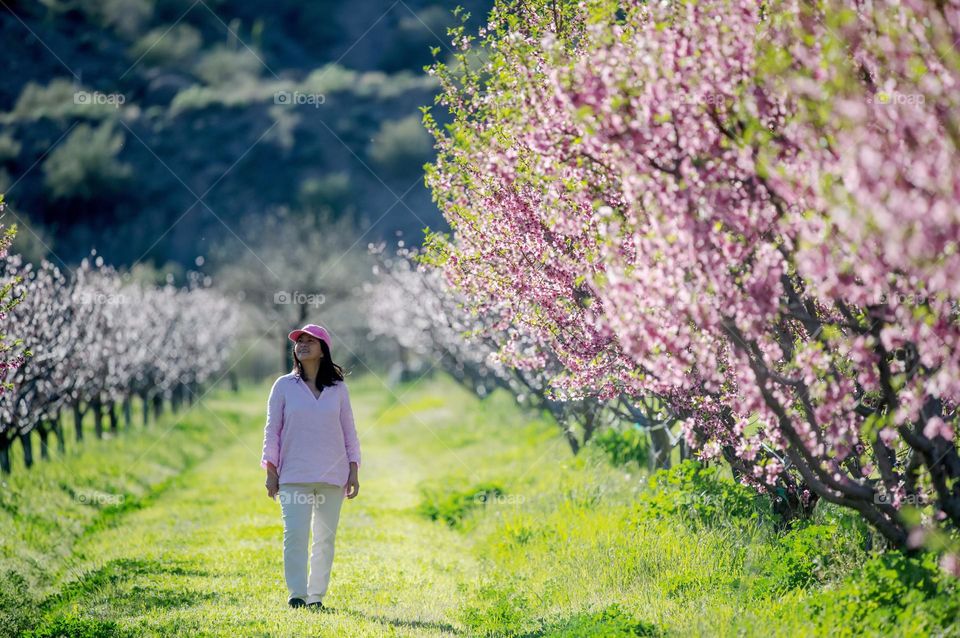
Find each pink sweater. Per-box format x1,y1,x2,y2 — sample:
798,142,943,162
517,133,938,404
260,373,362,487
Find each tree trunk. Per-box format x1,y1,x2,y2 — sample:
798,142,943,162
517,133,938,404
649,427,672,471
0,440,10,474
561,423,580,455
54,410,66,455
153,394,163,422
19,430,34,469
123,396,132,430
93,399,104,439
108,401,119,434
580,406,599,448
74,402,84,442
39,424,50,461
141,391,150,427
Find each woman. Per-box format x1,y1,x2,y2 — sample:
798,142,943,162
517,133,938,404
260,323,361,610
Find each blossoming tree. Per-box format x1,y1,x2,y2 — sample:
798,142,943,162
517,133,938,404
0,251,239,473
423,0,960,561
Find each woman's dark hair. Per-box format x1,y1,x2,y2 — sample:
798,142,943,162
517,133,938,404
292,338,345,392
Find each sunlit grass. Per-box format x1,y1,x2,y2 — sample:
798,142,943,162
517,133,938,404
3,371,957,637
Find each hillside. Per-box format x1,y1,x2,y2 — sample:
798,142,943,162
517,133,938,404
0,0,491,269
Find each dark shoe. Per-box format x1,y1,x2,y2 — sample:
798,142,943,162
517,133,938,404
288,597,306,608
307,601,325,611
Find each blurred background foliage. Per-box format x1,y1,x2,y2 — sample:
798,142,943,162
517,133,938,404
0,0,492,270
0,0,493,380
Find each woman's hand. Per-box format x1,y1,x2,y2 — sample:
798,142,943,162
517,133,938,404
265,469,279,500
345,464,360,499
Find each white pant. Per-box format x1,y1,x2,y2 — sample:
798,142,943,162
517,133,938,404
278,482,345,604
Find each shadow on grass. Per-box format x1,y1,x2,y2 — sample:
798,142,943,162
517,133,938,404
117,584,218,611
23,558,216,638
325,605,462,634
39,557,210,612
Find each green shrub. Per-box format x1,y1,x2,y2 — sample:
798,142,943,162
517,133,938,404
299,172,351,212
299,65,436,100
590,424,650,468
751,523,843,596
0,131,21,162
42,121,132,200
193,45,262,86
77,0,152,39
0,569,30,637
541,603,661,637
633,460,772,529
458,578,534,637
301,63,358,95
41,0,150,38
417,478,505,529
169,81,275,113
460,589,659,637
367,114,434,178
129,24,202,67
803,551,960,636
25,611,132,638
5,79,117,124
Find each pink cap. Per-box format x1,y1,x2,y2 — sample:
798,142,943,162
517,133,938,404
288,324,332,350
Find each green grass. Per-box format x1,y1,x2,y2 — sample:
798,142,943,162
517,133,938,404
2,371,958,637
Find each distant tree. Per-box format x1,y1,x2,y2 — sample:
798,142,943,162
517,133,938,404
211,207,373,374
366,241,677,457
0,248,239,473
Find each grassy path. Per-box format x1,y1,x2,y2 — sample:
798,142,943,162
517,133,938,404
27,375,491,637
11,371,954,637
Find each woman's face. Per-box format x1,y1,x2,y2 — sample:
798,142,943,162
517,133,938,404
295,334,324,362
